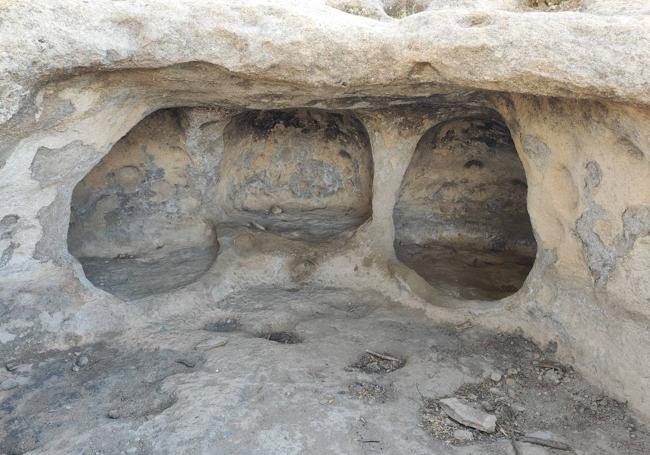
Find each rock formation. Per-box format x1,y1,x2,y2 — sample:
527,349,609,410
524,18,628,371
1,0,649,447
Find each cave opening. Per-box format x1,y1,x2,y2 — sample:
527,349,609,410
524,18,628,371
219,108,373,241
67,109,219,300
394,115,537,300
67,107,374,300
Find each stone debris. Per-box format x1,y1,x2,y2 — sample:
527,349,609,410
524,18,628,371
195,337,229,351
439,398,497,433
76,355,89,367
490,371,503,382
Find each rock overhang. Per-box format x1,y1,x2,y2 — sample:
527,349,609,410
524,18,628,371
2,0,650,126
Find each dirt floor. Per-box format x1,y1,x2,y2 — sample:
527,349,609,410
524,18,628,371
1,287,647,454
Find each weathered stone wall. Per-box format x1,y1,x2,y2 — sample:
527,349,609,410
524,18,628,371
497,95,650,418
396,117,533,252
68,109,218,299
0,0,649,423
394,115,536,300
66,107,373,297
69,110,211,258
220,109,373,240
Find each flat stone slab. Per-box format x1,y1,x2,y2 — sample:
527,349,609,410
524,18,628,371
440,397,497,433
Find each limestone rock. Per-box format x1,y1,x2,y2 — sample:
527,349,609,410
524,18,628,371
440,397,497,433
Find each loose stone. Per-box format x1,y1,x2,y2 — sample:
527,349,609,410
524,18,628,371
440,397,497,433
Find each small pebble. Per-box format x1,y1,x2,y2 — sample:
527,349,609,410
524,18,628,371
490,371,502,382
107,409,120,419
71,365,80,372
76,356,89,367
452,429,474,441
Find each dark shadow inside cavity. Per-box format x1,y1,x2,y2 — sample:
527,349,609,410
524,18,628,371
67,109,218,300
394,115,537,300
258,331,302,344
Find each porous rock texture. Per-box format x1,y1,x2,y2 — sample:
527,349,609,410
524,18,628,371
66,109,221,300
394,116,537,300
0,0,649,438
220,108,373,239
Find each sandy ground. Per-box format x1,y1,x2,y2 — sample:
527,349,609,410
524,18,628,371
1,287,647,454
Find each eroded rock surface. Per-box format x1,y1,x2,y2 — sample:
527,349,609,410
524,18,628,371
0,1,649,451
68,109,219,299
220,109,373,240
394,115,536,299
